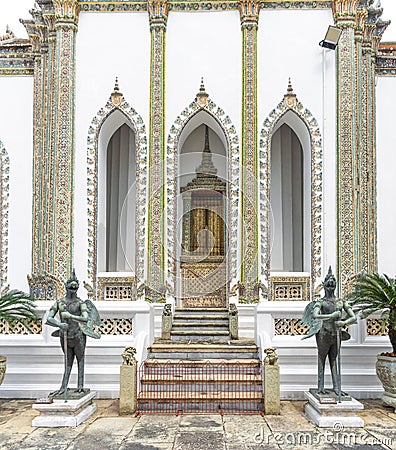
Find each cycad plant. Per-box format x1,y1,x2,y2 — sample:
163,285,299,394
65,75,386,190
347,273,396,355
0,289,39,332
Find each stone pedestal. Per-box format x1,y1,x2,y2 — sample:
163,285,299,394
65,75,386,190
32,391,97,427
264,363,280,415
120,364,137,415
304,391,364,428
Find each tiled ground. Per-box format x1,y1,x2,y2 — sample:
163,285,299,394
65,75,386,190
0,399,395,450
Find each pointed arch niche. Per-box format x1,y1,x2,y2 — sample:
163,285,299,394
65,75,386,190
0,140,9,291
87,84,147,289
166,83,240,301
259,83,323,296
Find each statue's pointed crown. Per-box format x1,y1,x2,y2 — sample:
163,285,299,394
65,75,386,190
66,268,79,285
324,266,334,283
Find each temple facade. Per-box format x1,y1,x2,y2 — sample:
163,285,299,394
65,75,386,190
0,0,396,400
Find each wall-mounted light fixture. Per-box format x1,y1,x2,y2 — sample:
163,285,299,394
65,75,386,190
319,25,342,50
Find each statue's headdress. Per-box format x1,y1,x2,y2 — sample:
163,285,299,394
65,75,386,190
323,266,335,285
65,268,79,287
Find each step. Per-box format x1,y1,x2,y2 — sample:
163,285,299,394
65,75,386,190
147,342,259,359
170,330,230,342
173,315,229,322
172,321,229,328
149,341,258,352
174,308,228,316
138,391,263,401
175,308,228,312
143,358,261,367
171,330,229,336
137,401,264,413
140,374,262,383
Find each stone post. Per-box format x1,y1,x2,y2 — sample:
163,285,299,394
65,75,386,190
238,1,260,301
263,347,280,415
146,0,169,299
119,346,138,415
333,0,359,295
229,303,239,340
161,303,172,339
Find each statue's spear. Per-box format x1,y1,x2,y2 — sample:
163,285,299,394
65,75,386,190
63,328,68,403
337,324,342,403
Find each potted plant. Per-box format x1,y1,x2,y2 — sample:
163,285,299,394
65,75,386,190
0,289,38,386
347,273,396,410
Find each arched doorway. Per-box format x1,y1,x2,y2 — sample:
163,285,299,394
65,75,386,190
177,120,228,307
166,84,239,308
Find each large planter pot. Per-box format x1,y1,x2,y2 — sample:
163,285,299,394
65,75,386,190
376,355,396,411
0,355,6,385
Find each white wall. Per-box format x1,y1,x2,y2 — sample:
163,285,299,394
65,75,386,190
0,76,33,291
377,76,396,274
166,11,241,137
258,9,337,279
74,12,150,282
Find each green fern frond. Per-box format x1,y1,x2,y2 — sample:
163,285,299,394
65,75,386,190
0,290,39,333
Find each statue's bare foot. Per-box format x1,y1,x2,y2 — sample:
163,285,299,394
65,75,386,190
49,388,65,397
74,387,87,394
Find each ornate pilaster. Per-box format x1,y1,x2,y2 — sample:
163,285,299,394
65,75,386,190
367,17,390,271
147,0,169,297
238,1,260,300
51,0,80,281
354,7,367,273
333,0,359,295
360,3,383,274
21,13,46,275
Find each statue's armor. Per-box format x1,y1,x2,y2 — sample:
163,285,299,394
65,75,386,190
58,299,83,339
319,298,343,335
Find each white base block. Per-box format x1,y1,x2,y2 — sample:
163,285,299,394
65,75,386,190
32,391,97,428
304,391,364,428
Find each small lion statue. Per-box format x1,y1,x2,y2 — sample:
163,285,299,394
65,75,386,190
122,346,137,366
163,303,172,316
264,347,278,366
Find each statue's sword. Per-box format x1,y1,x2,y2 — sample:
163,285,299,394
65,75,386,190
337,325,342,403
63,327,68,403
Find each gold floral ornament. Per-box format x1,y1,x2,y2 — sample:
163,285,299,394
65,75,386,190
283,78,297,108
196,77,209,108
111,77,124,107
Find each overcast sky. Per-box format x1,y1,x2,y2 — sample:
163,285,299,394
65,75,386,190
0,1,395,40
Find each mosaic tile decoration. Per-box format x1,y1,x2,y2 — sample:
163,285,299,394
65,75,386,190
0,142,9,291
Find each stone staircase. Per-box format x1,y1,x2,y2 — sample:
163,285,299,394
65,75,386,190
169,308,230,342
137,307,264,414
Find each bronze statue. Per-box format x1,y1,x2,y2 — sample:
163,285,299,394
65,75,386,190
302,267,356,399
46,271,101,399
